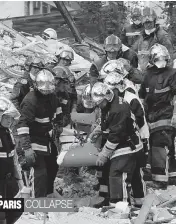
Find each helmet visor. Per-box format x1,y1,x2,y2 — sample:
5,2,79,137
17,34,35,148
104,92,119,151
153,55,168,63
105,44,121,52
60,51,74,60
37,80,55,93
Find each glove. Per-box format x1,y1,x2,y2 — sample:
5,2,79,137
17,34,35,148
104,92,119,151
24,148,36,168
96,152,108,166
171,114,176,128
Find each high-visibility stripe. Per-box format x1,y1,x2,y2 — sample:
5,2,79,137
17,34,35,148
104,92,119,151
152,174,168,182
126,32,141,36
54,113,56,118
105,140,119,150
138,50,149,55
35,117,50,123
122,173,128,202
56,107,62,115
103,129,109,134
111,142,143,159
99,185,108,193
0,150,14,158
146,88,149,92
154,86,170,94
169,172,176,177
62,99,68,105
31,143,48,152
140,168,146,197
148,119,171,130
17,127,29,135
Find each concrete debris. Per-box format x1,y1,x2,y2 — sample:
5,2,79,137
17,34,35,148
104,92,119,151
54,167,99,199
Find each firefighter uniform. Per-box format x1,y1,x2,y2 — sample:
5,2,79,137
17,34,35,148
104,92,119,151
16,90,63,197
121,23,143,49
0,125,22,224
139,66,176,183
100,96,144,204
10,72,32,112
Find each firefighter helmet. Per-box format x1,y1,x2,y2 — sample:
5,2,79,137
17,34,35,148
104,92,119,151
82,84,95,109
104,72,124,90
35,69,55,95
59,46,74,61
142,7,157,23
25,57,45,80
149,43,170,66
91,82,114,105
104,34,122,52
42,28,57,40
131,7,142,22
100,58,131,80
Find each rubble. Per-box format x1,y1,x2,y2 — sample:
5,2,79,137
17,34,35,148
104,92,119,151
54,167,99,199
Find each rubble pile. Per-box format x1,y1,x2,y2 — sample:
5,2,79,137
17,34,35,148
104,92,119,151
54,167,99,199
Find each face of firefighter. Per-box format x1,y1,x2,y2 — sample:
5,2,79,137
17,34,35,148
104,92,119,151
107,51,119,60
1,114,14,128
30,66,41,76
60,58,72,66
132,16,141,25
144,20,155,32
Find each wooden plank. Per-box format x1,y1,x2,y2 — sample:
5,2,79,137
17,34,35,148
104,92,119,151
133,193,155,224
54,1,83,43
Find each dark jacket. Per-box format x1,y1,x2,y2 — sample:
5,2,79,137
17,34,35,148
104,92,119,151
17,91,63,155
121,23,144,48
10,71,33,111
102,95,142,159
139,66,176,132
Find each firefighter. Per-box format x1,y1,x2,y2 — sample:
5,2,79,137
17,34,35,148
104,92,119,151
89,34,138,85
139,43,176,189
52,66,72,127
133,6,174,72
16,69,63,197
54,47,77,114
121,7,143,48
0,97,22,224
10,56,45,112
90,82,145,206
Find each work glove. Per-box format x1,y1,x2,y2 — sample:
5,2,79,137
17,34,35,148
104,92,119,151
24,148,36,168
171,113,176,128
96,152,108,166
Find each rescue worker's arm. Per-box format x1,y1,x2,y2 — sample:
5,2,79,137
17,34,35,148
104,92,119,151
130,99,145,129
138,82,146,101
10,81,22,111
127,49,138,68
89,63,99,82
128,68,144,84
120,27,128,46
96,110,128,166
16,99,36,169
158,30,174,62
169,72,176,119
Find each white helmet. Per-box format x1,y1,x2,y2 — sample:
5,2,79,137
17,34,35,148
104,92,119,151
58,46,74,61
35,69,55,95
91,82,114,105
100,58,131,80
104,72,124,90
82,84,95,109
43,28,57,40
